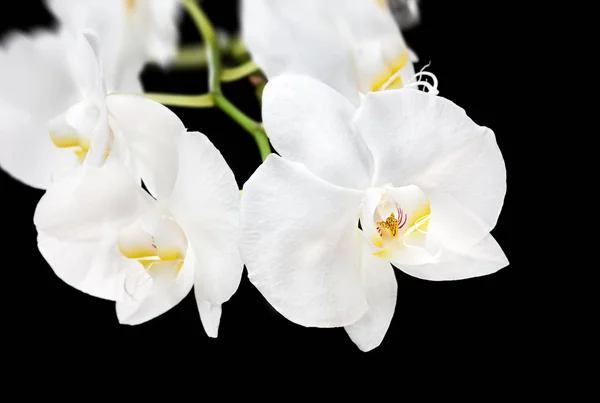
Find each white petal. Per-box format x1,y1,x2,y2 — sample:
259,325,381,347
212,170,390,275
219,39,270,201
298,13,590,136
332,1,415,94
47,0,179,90
196,299,222,339
106,94,185,199
33,157,151,299
37,233,140,301
262,75,372,189
146,0,182,66
397,234,509,281
360,187,386,247
34,156,149,241
116,250,195,325
0,102,78,189
241,0,359,104
241,155,368,328
345,234,397,352
168,132,243,307
47,0,135,92
332,0,403,43
0,30,81,189
112,64,144,94
0,30,79,117
354,90,506,233
352,40,414,93
65,29,103,102
427,189,492,253
408,47,419,63
242,0,412,98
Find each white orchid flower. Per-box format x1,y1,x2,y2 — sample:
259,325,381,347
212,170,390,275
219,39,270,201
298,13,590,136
46,0,182,92
0,29,114,189
240,75,508,352
241,0,432,105
33,95,243,337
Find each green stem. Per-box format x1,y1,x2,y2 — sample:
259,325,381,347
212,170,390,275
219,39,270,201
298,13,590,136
173,37,250,69
174,44,208,69
182,0,221,94
182,0,271,160
221,61,260,82
229,36,250,61
254,80,266,106
144,93,214,108
214,94,271,161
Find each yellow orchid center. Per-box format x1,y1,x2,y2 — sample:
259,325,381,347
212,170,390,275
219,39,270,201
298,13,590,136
125,0,138,14
373,202,429,243
49,132,92,164
375,0,388,9
362,186,432,259
372,199,431,259
118,215,188,281
370,48,410,92
47,100,109,165
49,131,111,164
377,212,403,237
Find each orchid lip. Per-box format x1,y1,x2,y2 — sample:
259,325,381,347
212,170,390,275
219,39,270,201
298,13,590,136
117,211,188,299
371,47,410,92
361,184,433,261
47,100,105,164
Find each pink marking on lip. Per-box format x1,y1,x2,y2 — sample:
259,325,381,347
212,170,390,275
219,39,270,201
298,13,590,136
397,208,407,229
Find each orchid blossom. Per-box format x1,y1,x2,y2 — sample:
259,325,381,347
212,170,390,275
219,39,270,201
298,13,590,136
240,75,508,351
0,29,113,189
33,95,243,336
46,0,181,92
241,0,434,106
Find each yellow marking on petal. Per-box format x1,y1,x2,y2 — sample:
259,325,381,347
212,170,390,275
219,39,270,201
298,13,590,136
371,48,410,92
119,244,158,259
103,142,112,161
50,132,94,164
391,50,410,72
176,260,185,276
371,233,383,248
145,260,184,280
371,66,394,93
384,76,404,90
407,201,431,229
80,137,91,152
375,0,388,9
373,248,394,259
373,199,431,257
402,202,431,247
125,0,138,14
118,217,187,280
158,247,184,261
138,259,155,270
377,213,399,237
49,132,80,149
139,258,184,276
74,149,88,164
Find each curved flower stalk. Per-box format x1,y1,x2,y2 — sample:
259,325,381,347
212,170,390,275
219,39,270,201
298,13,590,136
33,95,243,337
241,0,433,105
240,76,508,351
45,0,182,92
0,29,113,189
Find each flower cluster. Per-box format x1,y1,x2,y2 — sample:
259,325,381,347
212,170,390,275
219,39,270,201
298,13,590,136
0,0,507,351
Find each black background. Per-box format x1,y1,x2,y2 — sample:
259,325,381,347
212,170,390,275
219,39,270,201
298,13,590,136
1,0,522,384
